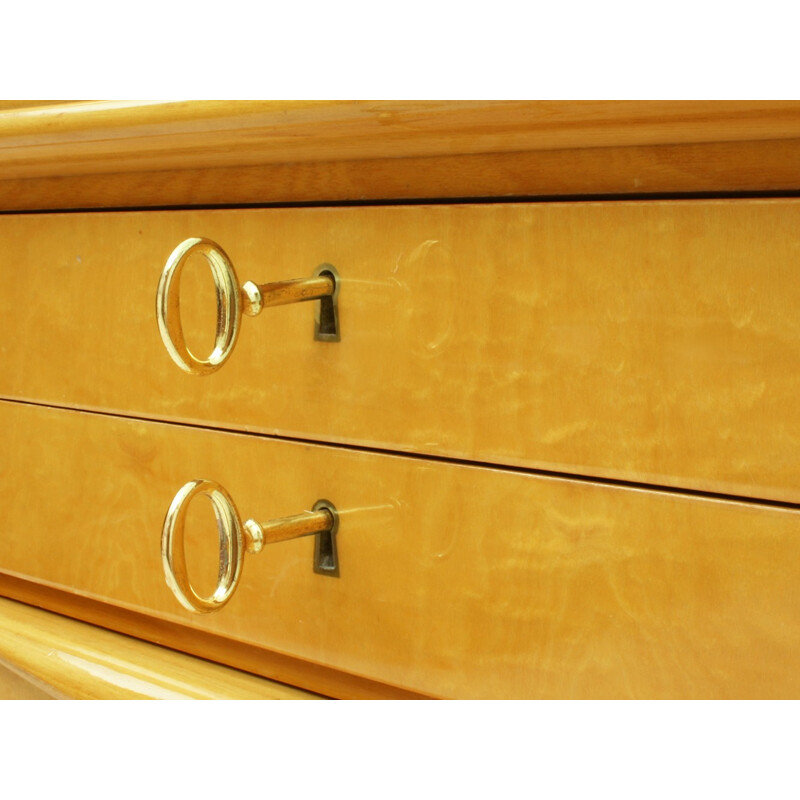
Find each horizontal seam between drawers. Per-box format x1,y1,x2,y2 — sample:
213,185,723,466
3,189,800,215
3,394,799,515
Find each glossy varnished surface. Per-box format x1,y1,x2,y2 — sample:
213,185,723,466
0,572,428,699
4,138,800,211
0,597,318,699
0,660,56,699
3,202,800,501
2,100,799,179
1,101,800,209
1,401,799,698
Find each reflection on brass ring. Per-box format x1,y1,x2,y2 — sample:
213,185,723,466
156,238,242,375
161,479,244,613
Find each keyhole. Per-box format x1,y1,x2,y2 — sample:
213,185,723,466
314,265,341,342
313,499,340,577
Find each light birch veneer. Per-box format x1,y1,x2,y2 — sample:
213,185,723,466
1,101,799,698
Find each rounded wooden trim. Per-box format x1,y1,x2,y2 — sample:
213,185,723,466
2,137,800,211
0,573,431,699
2,100,800,182
0,594,321,699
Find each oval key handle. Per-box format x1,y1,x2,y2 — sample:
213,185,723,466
156,237,340,375
161,478,338,614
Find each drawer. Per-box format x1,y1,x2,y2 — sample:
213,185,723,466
2,202,800,502
1,400,799,698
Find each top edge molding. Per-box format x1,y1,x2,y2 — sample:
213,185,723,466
2,100,800,180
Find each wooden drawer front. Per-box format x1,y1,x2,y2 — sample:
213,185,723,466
2,201,800,503
1,400,799,698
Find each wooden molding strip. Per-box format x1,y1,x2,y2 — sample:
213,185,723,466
2,136,800,211
2,100,800,182
0,573,430,699
0,595,320,699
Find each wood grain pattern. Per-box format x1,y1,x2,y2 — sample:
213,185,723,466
2,137,800,212
2,201,800,502
2,100,799,181
0,572,429,699
0,596,318,699
0,659,56,699
0,101,67,112
1,400,799,699
0,103,799,210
